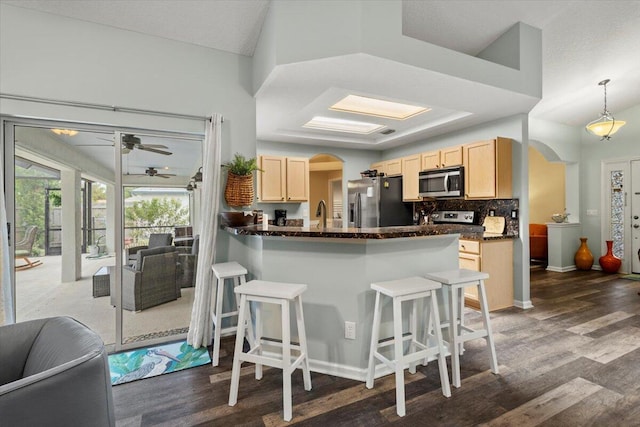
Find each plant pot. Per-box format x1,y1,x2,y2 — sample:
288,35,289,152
224,171,254,207
599,240,622,273
575,237,594,270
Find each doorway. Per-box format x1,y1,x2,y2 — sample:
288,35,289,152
309,154,344,227
5,120,202,351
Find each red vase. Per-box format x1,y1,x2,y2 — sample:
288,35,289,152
599,240,622,273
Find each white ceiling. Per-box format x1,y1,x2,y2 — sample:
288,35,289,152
4,0,640,150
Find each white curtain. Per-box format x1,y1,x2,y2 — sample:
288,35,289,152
0,147,14,325
187,114,222,348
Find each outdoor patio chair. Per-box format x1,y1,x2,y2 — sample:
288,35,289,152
15,225,42,270
125,233,173,266
177,235,199,288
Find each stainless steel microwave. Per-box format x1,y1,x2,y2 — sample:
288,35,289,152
418,166,464,198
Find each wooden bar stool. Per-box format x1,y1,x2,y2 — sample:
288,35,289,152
228,280,312,422
211,262,252,367
424,269,499,388
366,276,451,417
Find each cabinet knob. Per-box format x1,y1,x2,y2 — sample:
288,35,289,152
281,197,285,201
288,197,291,200
441,163,445,167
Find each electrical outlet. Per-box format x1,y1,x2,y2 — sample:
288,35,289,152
345,321,356,340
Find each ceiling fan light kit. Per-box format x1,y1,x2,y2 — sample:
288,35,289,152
585,79,626,140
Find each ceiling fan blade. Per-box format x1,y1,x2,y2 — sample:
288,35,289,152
141,144,168,149
138,145,172,156
97,137,114,142
156,174,171,179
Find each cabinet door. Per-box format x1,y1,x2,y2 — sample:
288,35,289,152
464,139,497,199
401,154,422,202
370,161,385,176
459,253,481,305
441,146,463,167
421,150,440,170
385,158,402,176
260,155,286,202
286,157,309,202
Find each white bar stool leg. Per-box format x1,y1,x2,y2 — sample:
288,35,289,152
457,286,465,355
254,298,263,380
212,276,226,367
281,299,292,422
448,284,461,388
366,291,382,389
392,295,406,417
409,298,418,374
430,292,451,398
478,280,499,374
295,295,312,391
228,293,248,406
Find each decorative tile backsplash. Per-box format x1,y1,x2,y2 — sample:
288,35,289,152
415,199,520,236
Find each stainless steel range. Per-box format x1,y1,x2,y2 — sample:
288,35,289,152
430,210,476,224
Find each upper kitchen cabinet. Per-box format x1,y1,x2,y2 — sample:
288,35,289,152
421,146,463,170
401,154,422,202
370,158,402,177
257,155,309,202
463,137,512,199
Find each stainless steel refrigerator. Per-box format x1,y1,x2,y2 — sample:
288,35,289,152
347,176,414,227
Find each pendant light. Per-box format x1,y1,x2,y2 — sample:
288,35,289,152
585,79,626,140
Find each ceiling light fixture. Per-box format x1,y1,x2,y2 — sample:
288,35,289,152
51,128,78,136
191,167,203,182
585,79,626,140
330,95,430,120
303,116,386,134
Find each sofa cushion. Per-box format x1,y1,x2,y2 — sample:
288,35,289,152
135,246,177,271
23,317,104,378
0,318,48,386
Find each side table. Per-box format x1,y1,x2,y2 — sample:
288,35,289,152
92,266,112,297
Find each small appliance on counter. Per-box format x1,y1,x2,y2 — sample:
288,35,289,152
275,209,287,226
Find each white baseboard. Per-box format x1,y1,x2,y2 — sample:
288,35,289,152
513,299,534,309
546,265,577,273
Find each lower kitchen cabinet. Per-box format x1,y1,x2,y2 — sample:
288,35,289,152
459,238,513,311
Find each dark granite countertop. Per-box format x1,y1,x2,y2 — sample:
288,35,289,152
223,224,518,241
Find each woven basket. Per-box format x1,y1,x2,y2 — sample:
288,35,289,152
224,171,254,207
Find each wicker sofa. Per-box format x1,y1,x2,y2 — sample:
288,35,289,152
114,246,181,311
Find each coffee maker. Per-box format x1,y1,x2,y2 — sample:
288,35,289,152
275,209,287,226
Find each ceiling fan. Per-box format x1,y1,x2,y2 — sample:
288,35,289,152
90,134,173,156
126,167,176,179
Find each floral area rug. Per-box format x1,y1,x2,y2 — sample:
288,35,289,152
108,340,211,385
620,274,640,281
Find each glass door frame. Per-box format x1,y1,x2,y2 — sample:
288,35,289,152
3,117,202,352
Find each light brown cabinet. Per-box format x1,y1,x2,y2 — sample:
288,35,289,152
421,146,463,170
463,137,512,199
370,158,402,177
458,238,513,311
258,155,308,202
401,154,422,201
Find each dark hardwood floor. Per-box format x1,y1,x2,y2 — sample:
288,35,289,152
113,268,640,426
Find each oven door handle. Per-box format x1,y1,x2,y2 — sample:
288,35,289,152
444,173,449,192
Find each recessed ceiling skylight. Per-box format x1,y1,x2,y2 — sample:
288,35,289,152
330,95,430,120
303,116,386,134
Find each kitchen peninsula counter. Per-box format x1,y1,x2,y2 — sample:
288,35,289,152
220,223,515,381
223,224,518,241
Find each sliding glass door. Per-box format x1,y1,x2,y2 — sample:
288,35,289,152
4,119,202,351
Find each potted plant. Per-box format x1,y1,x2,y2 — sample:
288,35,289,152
222,153,262,207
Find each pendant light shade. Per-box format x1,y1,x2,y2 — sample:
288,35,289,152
585,79,626,140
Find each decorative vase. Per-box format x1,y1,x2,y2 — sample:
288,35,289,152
575,237,594,270
599,240,622,273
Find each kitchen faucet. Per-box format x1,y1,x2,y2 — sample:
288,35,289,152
315,199,327,228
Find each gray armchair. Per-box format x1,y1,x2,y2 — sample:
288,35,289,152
116,246,181,311
126,232,173,265
177,235,199,288
0,316,115,427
